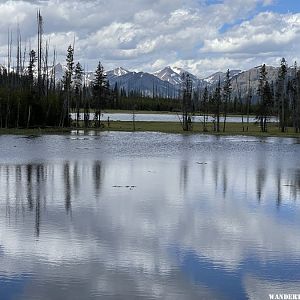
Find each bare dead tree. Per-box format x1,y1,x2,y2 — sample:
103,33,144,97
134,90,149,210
37,9,43,97
6,29,12,128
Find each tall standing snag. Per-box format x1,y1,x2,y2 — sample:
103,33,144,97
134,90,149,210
37,10,43,97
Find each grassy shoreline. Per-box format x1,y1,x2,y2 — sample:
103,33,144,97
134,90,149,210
84,109,256,118
0,121,299,138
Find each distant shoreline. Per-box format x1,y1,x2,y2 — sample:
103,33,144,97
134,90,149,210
0,121,299,138
92,109,258,118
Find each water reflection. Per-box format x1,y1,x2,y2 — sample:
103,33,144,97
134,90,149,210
93,161,103,197
180,160,189,193
287,169,300,201
276,168,282,208
1,156,300,228
256,168,266,203
64,162,71,214
2,159,300,223
0,133,300,299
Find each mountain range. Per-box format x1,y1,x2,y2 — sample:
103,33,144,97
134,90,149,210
104,65,282,99
105,66,242,96
49,63,295,99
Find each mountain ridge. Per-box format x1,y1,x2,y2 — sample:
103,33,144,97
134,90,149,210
104,64,296,99
10,62,294,99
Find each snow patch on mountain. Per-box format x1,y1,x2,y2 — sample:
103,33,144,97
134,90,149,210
110,67,130,77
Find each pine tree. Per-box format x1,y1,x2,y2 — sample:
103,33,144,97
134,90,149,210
93,61,107,128
74,62,84,127
223,69,231,132
257,64,273,132
292,62,298,132
276,58,288,132
61,45,74,127
113,82,119,109
214,78,221,132
202,86,209,132
257,64,267,132
246,73,252,132
28,50,36,88
181,73,192,131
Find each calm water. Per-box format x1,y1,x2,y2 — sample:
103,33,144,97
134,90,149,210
0,132,300,300
72,112,278,123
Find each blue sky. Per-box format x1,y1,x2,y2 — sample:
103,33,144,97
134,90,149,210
0,0,299,76
221,1,300,33
267,0,300,14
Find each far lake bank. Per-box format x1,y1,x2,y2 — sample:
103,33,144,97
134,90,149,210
0,121,299,138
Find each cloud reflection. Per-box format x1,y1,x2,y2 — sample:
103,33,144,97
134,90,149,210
0,133,300,299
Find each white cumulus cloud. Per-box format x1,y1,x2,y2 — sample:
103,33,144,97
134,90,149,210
0,0,297,76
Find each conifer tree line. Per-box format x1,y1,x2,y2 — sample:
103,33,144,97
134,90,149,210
0,12,300,132
0,11,111,129
0,11,182,129
193,59,300,133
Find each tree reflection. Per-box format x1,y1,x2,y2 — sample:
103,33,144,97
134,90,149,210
213,160,219,193
5,165,11,219
73,162,80,195
287,169,300,201
35,164,46,237
276,168,282,208
64,162,72,214
222,163,227,198
256,168,266,203
93,161,103,197
26,164,33,210
0,157,300,240
180,160,189,193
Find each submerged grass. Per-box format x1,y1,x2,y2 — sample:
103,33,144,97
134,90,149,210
0,121,299,138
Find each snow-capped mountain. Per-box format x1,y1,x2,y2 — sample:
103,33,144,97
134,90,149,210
106,70,177,97
105,67,130,79
153,66,183,85
107,65,245,98
153,66,201,87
